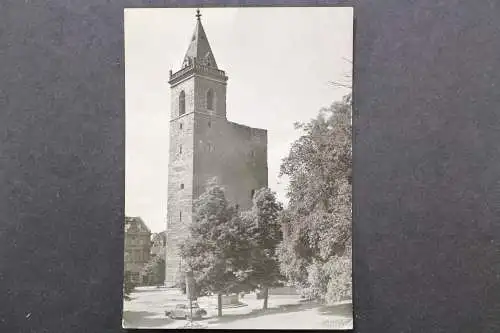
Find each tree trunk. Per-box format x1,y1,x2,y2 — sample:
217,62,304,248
262,287,269,310
217,293,223,317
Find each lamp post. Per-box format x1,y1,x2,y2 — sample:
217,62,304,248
185,269,194,324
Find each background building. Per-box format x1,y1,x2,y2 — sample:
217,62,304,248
124,216,152,285
151,231,166,258
165,11,268,286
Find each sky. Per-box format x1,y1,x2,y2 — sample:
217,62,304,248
125,7,353,233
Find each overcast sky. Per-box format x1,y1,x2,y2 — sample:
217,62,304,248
125,7,353,233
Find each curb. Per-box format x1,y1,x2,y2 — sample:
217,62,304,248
208,302,248,309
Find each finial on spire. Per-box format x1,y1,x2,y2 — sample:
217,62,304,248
196,8,201,20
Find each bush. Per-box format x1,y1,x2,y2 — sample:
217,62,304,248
141,256,166,286
292,255,351,305
324,255,352,304
123,271,137,301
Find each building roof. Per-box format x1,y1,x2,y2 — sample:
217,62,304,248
125,216,151,234
152,231,166,243
182,9,218,69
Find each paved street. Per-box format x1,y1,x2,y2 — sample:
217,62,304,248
123,287,353,329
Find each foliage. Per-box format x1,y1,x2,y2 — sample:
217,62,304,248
240,188,286,309
141,253,166,286
278,93,352,304
179,181,251,315
123,271,137,301
324,248,352,303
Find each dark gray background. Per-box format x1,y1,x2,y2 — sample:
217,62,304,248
1,0,500,332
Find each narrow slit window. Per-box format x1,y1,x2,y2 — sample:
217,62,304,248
179,123,183,130
208,120,211,128
180,183,184,189
206,89,214,110
179,211,182,221
251,189,255,199
179,91,186,115
179,145,182,154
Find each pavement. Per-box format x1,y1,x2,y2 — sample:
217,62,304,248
123,286,353,329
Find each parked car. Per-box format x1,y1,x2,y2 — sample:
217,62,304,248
165,302,207,320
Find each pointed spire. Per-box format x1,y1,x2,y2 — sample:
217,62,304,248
182,9,218,69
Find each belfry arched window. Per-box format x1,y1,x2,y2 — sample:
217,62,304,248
179,90,186,115
206,89,214,110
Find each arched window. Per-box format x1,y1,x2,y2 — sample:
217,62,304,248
179,90,186,115
206,89,214,110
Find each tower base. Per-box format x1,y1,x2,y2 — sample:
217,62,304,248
164,257,182,288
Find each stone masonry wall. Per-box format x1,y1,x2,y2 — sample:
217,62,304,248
194,75,227,118
165,73,268,286
165,78,195,287
228,123,268,210
193,116,268,211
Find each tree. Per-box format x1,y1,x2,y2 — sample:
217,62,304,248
278,93,352,303
329,57,352,90
140,253,166,286
179,181,250,317
123,270,137,301
241,188,285,310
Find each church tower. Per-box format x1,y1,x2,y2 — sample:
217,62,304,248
165,10,268,287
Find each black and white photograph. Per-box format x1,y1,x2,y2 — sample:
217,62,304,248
123,7,353,329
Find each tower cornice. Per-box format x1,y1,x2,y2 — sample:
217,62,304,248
168,62,228,87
